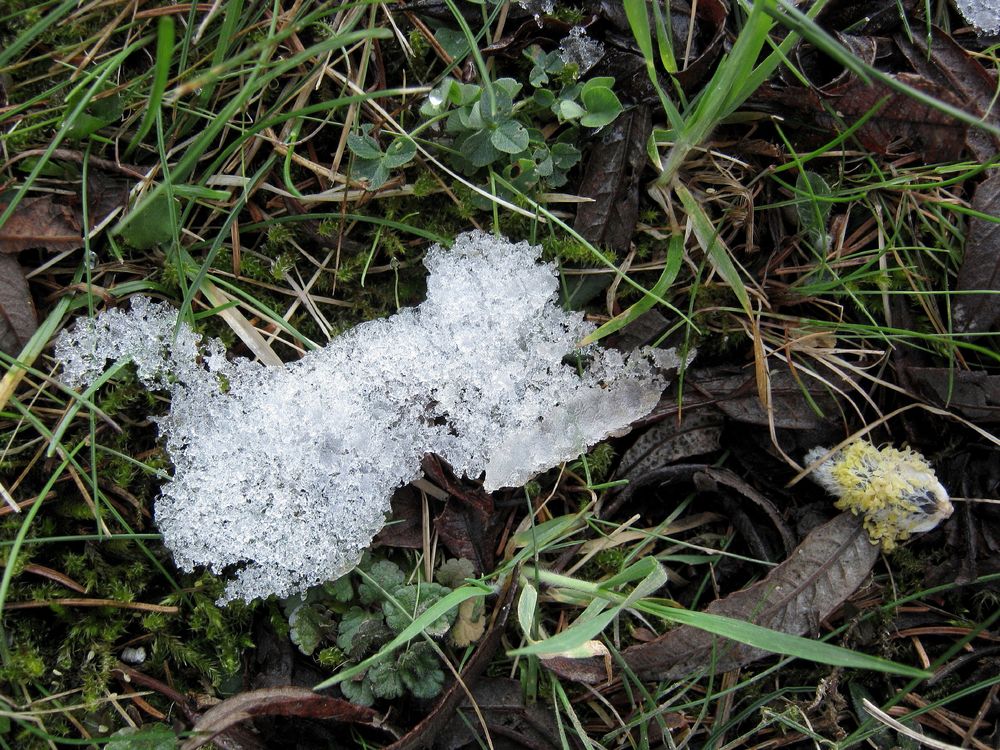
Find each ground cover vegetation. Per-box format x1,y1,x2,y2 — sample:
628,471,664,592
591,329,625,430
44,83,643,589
0,0,998,747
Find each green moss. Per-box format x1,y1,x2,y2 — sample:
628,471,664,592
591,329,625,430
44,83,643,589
0,635,46,683
270,251,298,281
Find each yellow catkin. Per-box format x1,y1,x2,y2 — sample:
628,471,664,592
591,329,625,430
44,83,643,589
806,441,953,551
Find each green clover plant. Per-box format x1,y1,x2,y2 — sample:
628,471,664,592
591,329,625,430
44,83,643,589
346,43,623,196
281,555,482,706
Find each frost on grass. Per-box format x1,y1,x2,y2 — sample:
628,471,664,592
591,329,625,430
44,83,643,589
56,232,674,603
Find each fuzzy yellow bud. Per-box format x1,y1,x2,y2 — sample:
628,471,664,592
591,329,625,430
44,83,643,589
806,441,953,551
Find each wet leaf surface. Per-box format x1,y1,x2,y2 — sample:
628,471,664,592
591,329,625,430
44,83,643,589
436,678,561,750
0,255,37,356
573,105,651,253
424,455,505,574
375,486,425,548
909,368,1000,423
789,34,877,93
953,172,1000,335
816,0,916,34
754,72,969,162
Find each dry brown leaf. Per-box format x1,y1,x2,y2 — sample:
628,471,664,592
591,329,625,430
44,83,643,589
898,26,1000,163
180,686,377,750
0,195,83,254
437,678,562,750
0,176,130,255
0,255,38,356
624,513,878,679
573,105,651,254
755,72,969,162
616,410,723,482
449,597,486,647
683,365,845,430
544,513,879,685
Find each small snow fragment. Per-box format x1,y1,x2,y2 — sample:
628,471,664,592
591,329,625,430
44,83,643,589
120,646,146,665
517,0,555,24
806,441,953,550
558,27,604,75
56,231,673,603
954,0,1000,35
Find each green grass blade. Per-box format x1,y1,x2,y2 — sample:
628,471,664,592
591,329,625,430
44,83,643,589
644,604,931,678
312,582,491,691
510,561,668,657
675,181,752,315
579,233,684,346
126,15,176,154
0,0,78,68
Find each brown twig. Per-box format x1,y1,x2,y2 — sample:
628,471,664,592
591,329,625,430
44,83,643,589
5,598,179,613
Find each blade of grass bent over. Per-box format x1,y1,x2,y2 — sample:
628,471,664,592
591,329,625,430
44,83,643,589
579,233,685,346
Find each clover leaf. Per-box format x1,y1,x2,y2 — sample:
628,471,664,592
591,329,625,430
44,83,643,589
347,126,417,190
288,601,330,656
398,642,445,700
579,77,623,128
491,119,529,154
382,582,455,635
357,559,406,605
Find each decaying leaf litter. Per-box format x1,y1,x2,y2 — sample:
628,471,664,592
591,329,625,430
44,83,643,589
1,0,999,748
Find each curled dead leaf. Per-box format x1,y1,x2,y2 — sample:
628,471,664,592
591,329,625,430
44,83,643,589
0,176,130,255
573,105,651,254
450,596,486,647
180,686,378,750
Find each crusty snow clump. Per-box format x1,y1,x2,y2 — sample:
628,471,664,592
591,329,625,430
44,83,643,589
56,231,671,602
954,0,999,35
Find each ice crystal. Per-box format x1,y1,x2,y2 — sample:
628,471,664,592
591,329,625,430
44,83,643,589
517,0,555,24
56,231,673,602
806,440,953,550
559,27,604,75
954,0,1000,35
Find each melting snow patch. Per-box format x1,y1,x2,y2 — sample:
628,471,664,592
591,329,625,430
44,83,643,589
955,0,1000,34
56,231,676,603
